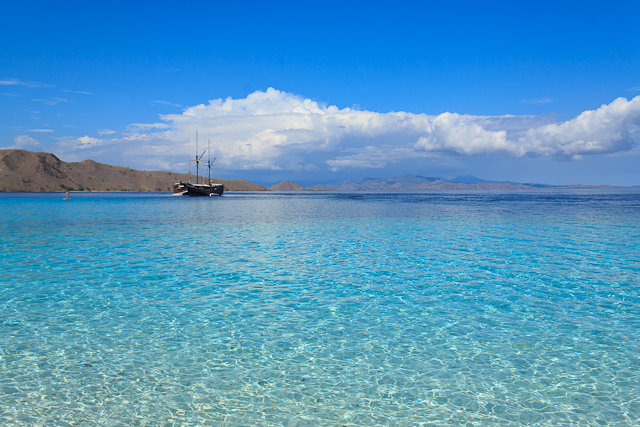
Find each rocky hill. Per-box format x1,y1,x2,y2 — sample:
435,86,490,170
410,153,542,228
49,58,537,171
269,181,306,191
0,149,267,192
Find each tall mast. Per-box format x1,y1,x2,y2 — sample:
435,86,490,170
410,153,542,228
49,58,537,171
205,139,216,186
195,130,199,185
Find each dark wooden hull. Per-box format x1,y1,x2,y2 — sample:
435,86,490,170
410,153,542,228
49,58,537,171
173,182,224,196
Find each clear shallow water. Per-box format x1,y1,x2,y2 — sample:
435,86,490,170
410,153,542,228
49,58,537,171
1,190,639,426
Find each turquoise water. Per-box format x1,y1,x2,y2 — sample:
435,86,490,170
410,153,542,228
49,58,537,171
1,190,639,426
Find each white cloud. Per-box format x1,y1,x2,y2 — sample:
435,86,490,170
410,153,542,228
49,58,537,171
416,96,640,160
28,129,54,133
78,136,103,148
31,97,70,106
514,96,640,158
74,136,103,149
151,100,182,107
146,88,430,171
55,136,106,154
48,89,640,173
522,98,555,104
0,78,39,87
2,135,42,150
0,78,54,88
416,113,513,156
63,89,93,95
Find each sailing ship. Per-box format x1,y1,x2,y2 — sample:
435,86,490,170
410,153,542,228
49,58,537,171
173,132,225,196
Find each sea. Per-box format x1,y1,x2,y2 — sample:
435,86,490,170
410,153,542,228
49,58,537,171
1,190,639,426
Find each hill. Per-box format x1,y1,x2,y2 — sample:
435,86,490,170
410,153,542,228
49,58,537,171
0,149,267,192
269,181,306,191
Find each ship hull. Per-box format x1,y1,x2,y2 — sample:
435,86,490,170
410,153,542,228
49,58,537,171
173,182,224,196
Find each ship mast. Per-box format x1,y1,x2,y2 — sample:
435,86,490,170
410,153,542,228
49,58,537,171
192,130,206,185
195,131,199,185
206,139,216,186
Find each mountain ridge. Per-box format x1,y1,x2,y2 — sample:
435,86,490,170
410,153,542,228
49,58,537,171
329,174,623,190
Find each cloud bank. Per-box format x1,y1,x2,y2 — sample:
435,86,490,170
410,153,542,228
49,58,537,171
51,89,640,172
416,96,640,161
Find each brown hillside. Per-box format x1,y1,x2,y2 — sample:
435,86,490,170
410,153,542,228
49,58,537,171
0,149,267,192
269,181,306,191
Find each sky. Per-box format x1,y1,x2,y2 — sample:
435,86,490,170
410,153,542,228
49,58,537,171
1,0,640,186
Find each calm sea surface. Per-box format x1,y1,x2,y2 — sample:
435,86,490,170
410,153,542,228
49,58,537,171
1,190,639,426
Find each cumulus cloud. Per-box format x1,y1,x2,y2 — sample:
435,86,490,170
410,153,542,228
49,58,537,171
48,89,640,173
92,88,430,171
517,97,640,159
416,113,512,156
416,97,640,160
2,135,43,150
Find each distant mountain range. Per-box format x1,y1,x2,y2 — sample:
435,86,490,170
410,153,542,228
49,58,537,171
328,175,557,190
261,175,623,191
265,175,625,191
0,149,627,192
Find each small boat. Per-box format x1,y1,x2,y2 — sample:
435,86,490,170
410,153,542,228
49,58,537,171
173,132,225,197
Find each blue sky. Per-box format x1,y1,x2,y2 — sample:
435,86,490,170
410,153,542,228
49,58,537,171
2,0,639,185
